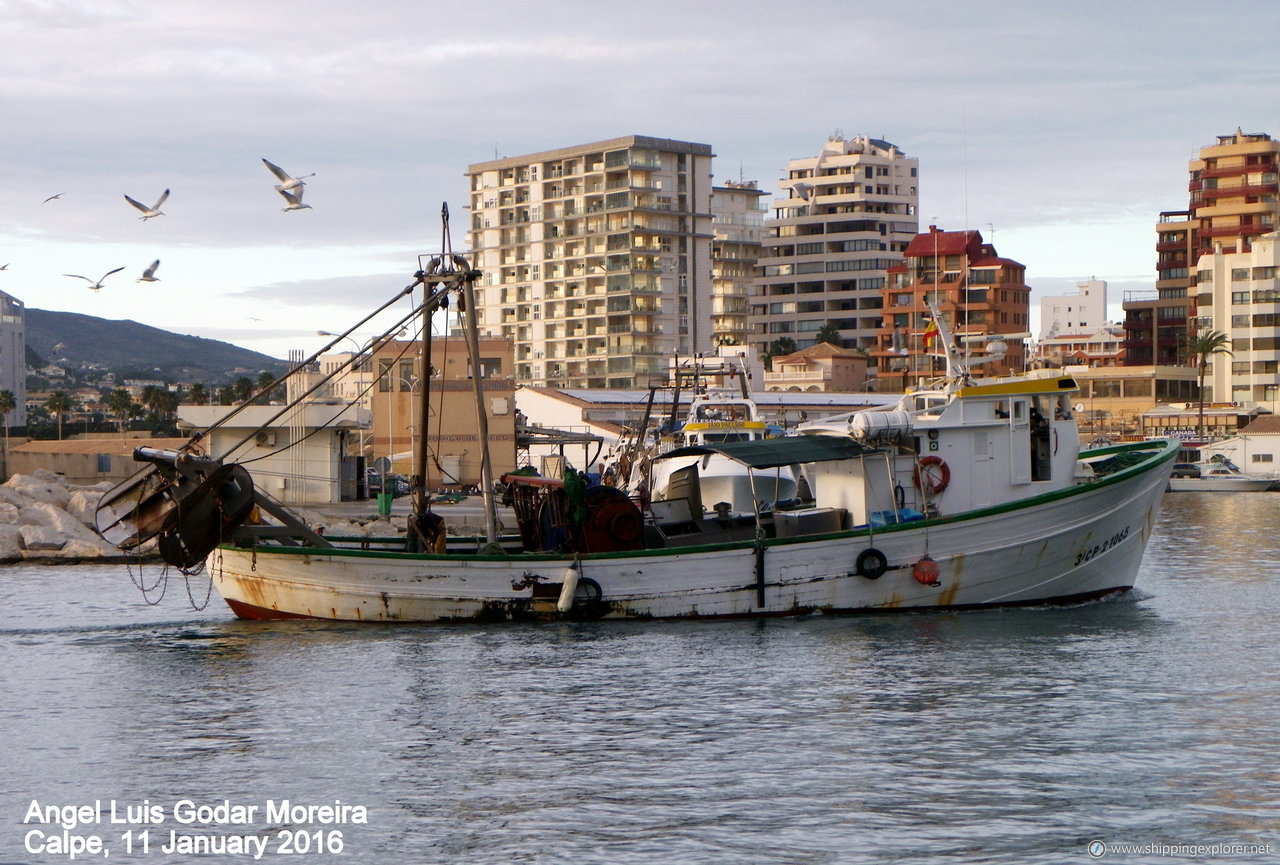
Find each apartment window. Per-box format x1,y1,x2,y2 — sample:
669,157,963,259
1232,268,1251,281
1232,291,1251,304
1233,315,1251,328
1253,454,1275,463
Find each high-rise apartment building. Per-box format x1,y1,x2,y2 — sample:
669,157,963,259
0,290,26,428
751,134,919,366
1125,130,1280,366
1192,230,1280,412
709,180,766,348
871,227,1030,392
466,136,715,389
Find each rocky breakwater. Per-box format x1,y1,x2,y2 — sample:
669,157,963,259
0,470,139,563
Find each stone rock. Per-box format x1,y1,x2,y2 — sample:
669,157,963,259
0,485,31,509
26,502,101,541
0,502,19,524
19,524,66,551
66,490,105,527
32,468,66,485
57,537,126,558
0,523,23,558
4,475,71,509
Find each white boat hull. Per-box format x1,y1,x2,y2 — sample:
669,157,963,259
1167,476,1274,492
207,444,1175,622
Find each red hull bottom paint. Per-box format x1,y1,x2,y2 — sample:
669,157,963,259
224,598,324,620
221,587,1132,623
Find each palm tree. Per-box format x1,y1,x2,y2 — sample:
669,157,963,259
814,321,843,346
44,391,74,440
763,336,797,371
188,383,208,406
105,388,137,433
232,376,254,403
1188,329,1232,439
256,370,277,392
0,389,14,443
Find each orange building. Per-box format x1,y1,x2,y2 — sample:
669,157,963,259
871,226,1030,392
1125,129,1280,366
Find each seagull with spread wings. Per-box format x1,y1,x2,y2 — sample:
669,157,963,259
278,186,312,212
262,158,314,192
65,267,125,291
124,189,169,220
137,260,161,282
42,193,64,204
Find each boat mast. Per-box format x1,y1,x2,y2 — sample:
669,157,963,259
433,203,499,544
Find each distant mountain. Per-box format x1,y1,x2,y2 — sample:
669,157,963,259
26,308,288,384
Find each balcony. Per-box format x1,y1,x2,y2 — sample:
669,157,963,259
764,369,828,385
1198,223,1273,238
1199,183,1278,200
1199,164,1253,179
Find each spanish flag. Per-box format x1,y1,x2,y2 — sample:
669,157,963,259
922,318,939,348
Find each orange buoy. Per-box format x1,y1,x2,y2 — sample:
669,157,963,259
913,555,940,586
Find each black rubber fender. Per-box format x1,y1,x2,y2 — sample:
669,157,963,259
855,548,888,580
569,577,606,619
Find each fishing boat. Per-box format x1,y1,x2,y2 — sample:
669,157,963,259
93,217,1179,622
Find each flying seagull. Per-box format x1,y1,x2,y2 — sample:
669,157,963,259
0,264,7,271
278,187,312,212
42,193,64,203
65,267,125,291
124,189,169,220
137,259,161,282
262,158,314,192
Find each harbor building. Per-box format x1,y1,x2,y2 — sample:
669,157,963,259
1190,229,1280,413
466,136,716,389
871,227,1030,392
1032,324,1127,369
0,290,26,429
317,335,518,489
710,180,767,349
1125,129,1280,366
750,134,919,368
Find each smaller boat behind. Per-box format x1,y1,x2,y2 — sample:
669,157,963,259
644,357,797,516
1167,457,1274,492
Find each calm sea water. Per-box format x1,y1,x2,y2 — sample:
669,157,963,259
2,494,1279,864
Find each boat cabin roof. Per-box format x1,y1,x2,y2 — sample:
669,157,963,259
654,434,880,469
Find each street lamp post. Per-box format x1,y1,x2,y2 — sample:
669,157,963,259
387,375,421,493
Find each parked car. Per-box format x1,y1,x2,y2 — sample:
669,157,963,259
1170,463,1202,479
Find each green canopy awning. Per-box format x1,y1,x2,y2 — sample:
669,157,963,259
654,434,879,469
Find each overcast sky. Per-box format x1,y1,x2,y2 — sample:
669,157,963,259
3,0,1277,359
